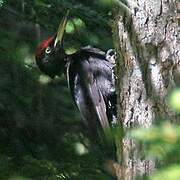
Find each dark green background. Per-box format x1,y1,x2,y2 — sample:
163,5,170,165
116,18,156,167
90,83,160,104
0,0,114,179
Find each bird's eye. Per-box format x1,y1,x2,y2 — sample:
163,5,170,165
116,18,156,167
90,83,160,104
45,47,51,54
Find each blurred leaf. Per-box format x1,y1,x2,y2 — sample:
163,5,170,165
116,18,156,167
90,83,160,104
0,0,3,8
73,18,86,28
88,33,100,45
65,21,75,34
150,165,180,180
38,74,51,84
168,88,180,113
97,0,112,8
129,122,180,159
74,142,89,156
65,47,77,55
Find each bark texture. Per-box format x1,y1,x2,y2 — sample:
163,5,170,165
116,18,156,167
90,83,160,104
113,0,179,179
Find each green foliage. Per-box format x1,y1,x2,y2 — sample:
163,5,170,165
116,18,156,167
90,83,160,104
0,0,3,8
65,21,75,34
129,89,180,180
168,88,180,113
150,165,180,180
0,0,114,179
73,18,85,28
130,122,180,160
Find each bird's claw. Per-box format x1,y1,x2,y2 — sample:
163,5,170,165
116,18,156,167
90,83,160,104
106,49,116,65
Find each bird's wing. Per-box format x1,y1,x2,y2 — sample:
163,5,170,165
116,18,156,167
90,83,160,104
77,58,113,141
67,48,116,158
81,46,106,57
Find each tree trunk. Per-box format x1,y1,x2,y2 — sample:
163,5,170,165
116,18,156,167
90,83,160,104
112,0,179,179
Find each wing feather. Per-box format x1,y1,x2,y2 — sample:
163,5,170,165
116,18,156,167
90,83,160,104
78,59,113,141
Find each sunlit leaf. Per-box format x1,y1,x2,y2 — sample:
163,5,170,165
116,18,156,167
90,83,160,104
74,142,88,155
73,18,85,28
0,0,3,8
65,47,77,55
65,21,75,34
150,165,180,180
168,88,180,113
38,74,51,84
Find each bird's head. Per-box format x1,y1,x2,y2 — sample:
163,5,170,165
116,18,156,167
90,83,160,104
35,11,69,78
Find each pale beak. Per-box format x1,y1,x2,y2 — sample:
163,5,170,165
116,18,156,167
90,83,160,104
54,10,69,47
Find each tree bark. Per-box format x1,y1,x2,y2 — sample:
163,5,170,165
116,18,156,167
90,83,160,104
112,0,179,179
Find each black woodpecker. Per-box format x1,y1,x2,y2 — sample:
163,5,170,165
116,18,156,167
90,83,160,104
35,12,117,157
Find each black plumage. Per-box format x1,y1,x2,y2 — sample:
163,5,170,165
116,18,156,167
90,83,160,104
66,46,117,143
